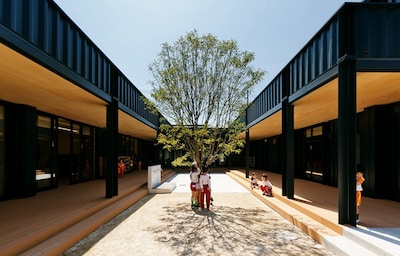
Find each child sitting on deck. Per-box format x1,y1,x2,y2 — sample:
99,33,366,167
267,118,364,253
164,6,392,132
250,172,259,189
260,173,273,196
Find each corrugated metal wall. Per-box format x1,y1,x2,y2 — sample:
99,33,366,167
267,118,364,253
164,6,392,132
0,0,159,127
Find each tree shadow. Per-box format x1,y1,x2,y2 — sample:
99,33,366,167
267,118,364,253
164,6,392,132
146,202,334,256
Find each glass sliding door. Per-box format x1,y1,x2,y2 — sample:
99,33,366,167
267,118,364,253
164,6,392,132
57,118,95,184
71,123,81,183
36,115,56,189
57,118,72,184
305,126,324,182
82,125,94,180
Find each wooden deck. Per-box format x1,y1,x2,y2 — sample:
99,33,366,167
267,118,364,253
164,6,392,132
0,167,399,255
0,168,174,256
232,169,400,228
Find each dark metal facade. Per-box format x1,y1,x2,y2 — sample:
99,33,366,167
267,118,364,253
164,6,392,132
247,3,400,124
0,0,161,199
0,0,158,128
244,2,400,225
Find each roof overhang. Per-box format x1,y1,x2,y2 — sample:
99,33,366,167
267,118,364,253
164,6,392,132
243,71,400,141
0,42,156,141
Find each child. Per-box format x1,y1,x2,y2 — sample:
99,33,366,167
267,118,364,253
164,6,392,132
118,159,125,178
199,168,212,211
193,162,202,206
356,171,365,224
189,165,200,208
260,173,272,196
250,172,259,189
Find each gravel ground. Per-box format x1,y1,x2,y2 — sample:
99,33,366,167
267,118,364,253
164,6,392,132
64,174,334,256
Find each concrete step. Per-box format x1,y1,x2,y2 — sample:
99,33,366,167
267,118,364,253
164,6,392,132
148,165,177,193
149,181,177,193
323,235,378,256
342,226,400,256
322,227,400,256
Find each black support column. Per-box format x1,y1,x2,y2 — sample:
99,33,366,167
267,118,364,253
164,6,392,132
105,97,118,198
245,129,250,178
338,7,357,226
282,98,294,199
338,57,357,225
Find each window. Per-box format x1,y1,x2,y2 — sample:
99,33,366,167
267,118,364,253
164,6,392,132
306,126,323,138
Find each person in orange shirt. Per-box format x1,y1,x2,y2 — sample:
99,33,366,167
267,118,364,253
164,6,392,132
118,159,126,178
356,171,365,224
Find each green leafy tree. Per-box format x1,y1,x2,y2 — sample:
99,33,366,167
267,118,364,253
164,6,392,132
147,30,265,167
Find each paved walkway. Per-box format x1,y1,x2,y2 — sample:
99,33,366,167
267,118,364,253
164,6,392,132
64,173,334,256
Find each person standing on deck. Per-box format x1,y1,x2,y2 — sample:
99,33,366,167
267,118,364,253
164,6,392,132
356,171,365,224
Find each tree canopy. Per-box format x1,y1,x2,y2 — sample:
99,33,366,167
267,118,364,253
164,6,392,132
147,30,265,167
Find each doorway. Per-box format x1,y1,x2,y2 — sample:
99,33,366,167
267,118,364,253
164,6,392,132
57,118,94,185
305,126,324,182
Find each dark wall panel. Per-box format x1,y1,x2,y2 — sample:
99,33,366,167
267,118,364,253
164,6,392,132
356,6,400,58
359,104,400,201
4,103,37,198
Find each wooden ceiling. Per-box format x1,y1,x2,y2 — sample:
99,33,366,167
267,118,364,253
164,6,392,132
243,71,400,141
2,42,399,143
0,43,156,141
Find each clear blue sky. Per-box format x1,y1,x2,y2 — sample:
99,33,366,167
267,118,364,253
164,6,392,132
54,0,361,101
